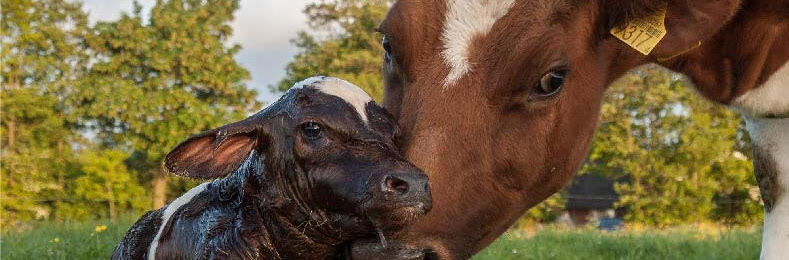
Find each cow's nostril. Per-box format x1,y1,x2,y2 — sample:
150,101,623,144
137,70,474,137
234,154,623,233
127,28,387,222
384,175,409,194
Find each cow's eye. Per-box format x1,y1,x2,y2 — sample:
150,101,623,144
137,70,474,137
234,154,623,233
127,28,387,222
301,122,323,140
534,69,566,97
382,35,393,60
382,36,392,53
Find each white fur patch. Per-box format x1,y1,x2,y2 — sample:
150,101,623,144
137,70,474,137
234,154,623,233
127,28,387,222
745,117,789,260
762,198,789,260
440,0,516,88
746,117,789,194
292,76,326,90
306,76,373,123
734,61,789,117
148,182,210,260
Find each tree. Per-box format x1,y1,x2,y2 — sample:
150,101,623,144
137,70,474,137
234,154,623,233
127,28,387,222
580,65,761,226
75,0,258,208
1,0,89,227
276,0,389,101
64,149,147,220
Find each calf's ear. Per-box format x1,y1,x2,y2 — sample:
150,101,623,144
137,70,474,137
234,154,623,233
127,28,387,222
164,116,265,179
603,0,741,57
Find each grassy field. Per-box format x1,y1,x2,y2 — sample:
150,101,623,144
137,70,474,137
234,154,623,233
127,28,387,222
1,214,138,260
474,226,761,260
1,217,761,259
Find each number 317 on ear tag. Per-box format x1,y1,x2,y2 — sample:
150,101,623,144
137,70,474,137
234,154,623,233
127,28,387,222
610,4,667,55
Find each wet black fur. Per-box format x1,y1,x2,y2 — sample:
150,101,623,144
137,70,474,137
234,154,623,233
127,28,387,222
113,79,431,260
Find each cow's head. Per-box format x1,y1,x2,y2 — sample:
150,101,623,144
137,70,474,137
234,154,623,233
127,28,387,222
378,0,740,256
164,76,431,240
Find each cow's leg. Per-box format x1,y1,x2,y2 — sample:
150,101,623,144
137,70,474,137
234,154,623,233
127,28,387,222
744,116,789,260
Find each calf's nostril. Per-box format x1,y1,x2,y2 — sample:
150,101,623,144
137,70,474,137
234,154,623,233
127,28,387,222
384,175,410,194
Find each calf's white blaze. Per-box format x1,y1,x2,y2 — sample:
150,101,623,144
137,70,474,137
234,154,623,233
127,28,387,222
745,117,789,260
292,76,326,90
309,76,373,124
441,0,515,88
147,182,210,260
735,61,789,117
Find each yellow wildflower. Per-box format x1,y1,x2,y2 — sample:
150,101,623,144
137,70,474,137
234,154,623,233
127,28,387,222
50,237,61,243
95,225,108,233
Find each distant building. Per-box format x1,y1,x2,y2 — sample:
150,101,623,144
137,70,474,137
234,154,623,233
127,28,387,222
561,173,626,228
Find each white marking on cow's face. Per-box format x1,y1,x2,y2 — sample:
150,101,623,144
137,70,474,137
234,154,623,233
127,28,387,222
305,76,373,124
745,117,789,260
440,0,516,88
734,61,789,117
148,182,210,260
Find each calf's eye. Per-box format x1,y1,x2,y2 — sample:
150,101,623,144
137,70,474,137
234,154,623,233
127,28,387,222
534,69,566,97
301,122,323,140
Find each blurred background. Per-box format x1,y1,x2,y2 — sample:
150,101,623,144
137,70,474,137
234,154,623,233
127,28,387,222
0,0,764,259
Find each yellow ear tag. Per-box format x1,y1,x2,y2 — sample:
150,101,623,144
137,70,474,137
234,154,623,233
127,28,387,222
610,4,667,55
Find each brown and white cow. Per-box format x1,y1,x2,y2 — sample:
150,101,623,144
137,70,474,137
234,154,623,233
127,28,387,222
362,0,788,259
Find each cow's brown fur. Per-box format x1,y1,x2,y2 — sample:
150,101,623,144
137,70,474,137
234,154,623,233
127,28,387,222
375,0,789,258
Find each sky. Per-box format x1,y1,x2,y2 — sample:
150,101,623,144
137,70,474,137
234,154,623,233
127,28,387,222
80,0,313,104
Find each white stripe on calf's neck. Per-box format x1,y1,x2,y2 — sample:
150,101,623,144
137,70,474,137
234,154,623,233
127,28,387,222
147,182,210,260
441,0,516,88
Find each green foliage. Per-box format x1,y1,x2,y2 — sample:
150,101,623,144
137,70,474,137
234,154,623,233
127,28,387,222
74,0,259,204
78,0,258,161
474,227,761,260
1,88,71,225
1,0,89,91
276,0,389,101
2,0,258,226
59,149,148,220
516,193,566,227
1,0,88,227
580,65,762,226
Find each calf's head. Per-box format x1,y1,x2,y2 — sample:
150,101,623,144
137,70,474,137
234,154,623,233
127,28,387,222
164,76,431,237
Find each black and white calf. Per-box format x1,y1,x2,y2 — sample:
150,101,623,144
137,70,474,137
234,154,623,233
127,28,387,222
112,76,432,259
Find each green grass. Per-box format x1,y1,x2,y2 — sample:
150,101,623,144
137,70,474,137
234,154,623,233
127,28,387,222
473,226,762,260
1,214,137,260
2,217,761,260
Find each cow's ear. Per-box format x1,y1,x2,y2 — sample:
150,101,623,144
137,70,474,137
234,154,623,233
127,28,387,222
603,0,740,58
163,116,266,179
